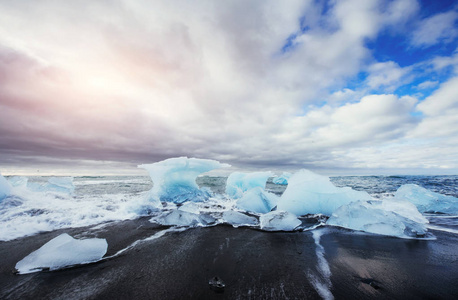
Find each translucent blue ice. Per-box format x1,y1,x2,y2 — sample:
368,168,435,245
236,187,279,213
327,199,429,238
395,184,458,214
15,233,107,274
259,211,302,231
139,157,230,204
0,173,12,201
277,170,372,216
27,177,75,194
153,209,216,227
222,211,258,227
8,176,28,188
225,171,272,199
272,172,291,185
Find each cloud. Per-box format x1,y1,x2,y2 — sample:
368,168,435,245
416,80,439,90
365,61,412,91
0,0,457,174
411,9,458,47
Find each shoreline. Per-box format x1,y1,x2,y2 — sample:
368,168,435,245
1,220,457,299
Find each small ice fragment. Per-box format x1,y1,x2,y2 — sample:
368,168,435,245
153,210,216,227
15,233,108,274
327,200,428,238
139,157,230,204
277,170,372,216
260,211,301,231
272,172,291,185
225,171,273,199
236,187,279,213
0,173,12,201
395,184,458,214
222,211,258,227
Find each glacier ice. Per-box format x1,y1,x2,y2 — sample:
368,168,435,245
277,170,372,216
27,177,75,194
0,173,12,201
139,157,230,204
222,210,258,227
272,172,291,185
152,209,216,227
15,233,107,274
395,184,458,214
225,171,272,199
327,200,429,238
260,211,302,231
235,187,279,213
8,176,28,188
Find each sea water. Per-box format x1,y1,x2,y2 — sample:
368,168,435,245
1,174,457,241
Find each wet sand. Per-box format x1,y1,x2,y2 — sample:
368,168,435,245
1,219,457,299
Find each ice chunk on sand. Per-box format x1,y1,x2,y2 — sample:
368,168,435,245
327,200,428,238
225,171,273,199
152,209,216,227
139,157,230,204
277,170,372,216
272,172,291,185
236,187,279,213
15,233,107,274
395,184,458,214
222,211,258,227
0,173,12,201
260,211,301,231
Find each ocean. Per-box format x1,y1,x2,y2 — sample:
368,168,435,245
1,174,457,242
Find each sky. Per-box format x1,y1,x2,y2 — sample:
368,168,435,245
0,0,458,176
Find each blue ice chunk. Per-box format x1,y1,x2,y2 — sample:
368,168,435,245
277,170,372,216
27,177,75,194
15,233,107,274
153,209,216,227
8,176,28,188
225,171,273,199
272,172,291,185
222,211,258,227
260,211,302,231
327,199,429,239
395,184,458,214
0,173,12,201
236,187,279,213
139,157,230,204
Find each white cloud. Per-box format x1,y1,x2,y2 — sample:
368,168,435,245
416,80,439,90
411,10,458,47
366,61,412,91
0,0,457,174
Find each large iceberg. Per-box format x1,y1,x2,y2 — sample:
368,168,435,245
260,211,302,231
236,187,279,213
0,173,12,201
272,172,291,185
139,157,230,204
327,200,429,238
277,170,372,216
15,233,108,274
225,171,272,199
395,184,458,214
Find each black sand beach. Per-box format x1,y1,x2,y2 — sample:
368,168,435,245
1,219,457,299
